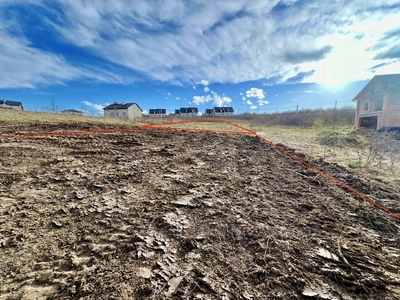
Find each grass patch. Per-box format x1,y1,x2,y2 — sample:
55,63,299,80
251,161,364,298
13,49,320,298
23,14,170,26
348,161,362,169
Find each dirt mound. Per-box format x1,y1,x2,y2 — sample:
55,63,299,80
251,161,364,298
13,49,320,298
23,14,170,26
1,124,399,299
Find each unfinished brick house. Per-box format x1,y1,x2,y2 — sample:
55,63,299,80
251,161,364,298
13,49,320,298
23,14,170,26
353,74,400,129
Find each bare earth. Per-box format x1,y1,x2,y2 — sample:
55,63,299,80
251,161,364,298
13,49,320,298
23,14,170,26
1,122,399,299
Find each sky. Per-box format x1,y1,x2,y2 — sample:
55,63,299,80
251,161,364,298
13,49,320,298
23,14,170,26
0,0,399,115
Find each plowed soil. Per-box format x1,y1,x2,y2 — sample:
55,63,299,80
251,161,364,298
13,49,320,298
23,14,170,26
1,122,399,300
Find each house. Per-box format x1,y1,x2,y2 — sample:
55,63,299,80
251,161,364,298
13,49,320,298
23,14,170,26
204,108,214,116
149,108,167,117
214,107,234,116
0,99,24,110
103,102,143,120
175,107,199,117
204,107,235,117
61,109,84,115
353,74,400,129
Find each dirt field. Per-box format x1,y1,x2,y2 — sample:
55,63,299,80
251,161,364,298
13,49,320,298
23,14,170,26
1,121,400,299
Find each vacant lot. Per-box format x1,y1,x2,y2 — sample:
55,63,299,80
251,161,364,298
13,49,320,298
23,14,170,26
1,120,400,299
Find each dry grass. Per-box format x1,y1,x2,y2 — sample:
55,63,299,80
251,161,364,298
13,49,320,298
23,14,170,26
0,109,136,126
255,125,400,185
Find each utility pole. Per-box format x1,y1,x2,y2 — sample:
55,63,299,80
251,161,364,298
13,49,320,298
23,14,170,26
334,101,337,110
296,105,299,113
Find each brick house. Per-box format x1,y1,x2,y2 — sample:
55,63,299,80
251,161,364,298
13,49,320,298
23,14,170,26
353,74,400,129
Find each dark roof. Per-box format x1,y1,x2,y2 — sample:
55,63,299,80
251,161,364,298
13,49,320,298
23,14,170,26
1,100,23,106
180,107,198,113
205,109,214,114
62,109,83,113
149,108,166,114
214,106,234,113
103,102,143,111
352,74,400,101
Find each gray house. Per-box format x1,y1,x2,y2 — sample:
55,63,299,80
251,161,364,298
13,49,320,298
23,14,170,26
149,108,167,117
103,102,143,120
204,107,234,117
62,109,84,115
214,107,234,116
353,74,400,129
0,100,24,110
175,107,199,117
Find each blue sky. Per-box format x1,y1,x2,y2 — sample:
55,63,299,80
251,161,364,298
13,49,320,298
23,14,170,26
0,0,399,115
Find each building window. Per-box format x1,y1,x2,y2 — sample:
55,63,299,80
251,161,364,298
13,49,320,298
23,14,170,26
374,99,383,111
364,102,369,111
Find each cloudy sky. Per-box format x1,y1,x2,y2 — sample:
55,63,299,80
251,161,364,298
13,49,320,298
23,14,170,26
0,0,399,115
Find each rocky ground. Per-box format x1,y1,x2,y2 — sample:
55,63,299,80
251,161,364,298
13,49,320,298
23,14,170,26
0,122,399,299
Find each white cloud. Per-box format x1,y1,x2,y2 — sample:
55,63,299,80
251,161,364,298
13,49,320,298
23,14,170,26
250,105,257,109
204,86,210,92
192,90,232,106
211,91,232,107
0,16,130,88
246,100,253,105
258,99,269,106
245,87,269,106
197,79,209,86
0,26,81,88
192,95,212,105
246,87,265,100
82,100,104,112
1,1,399,88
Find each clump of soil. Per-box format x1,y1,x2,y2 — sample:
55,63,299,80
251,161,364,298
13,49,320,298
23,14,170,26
1,123,399,299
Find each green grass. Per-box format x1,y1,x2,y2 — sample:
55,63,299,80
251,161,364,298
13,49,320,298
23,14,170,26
348,161,362,169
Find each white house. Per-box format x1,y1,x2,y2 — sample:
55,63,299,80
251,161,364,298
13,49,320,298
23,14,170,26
103,102,143,120
175,107,199,116
214,107,234,116
352,74,400,129
149,108,167,117
0,100,24,110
